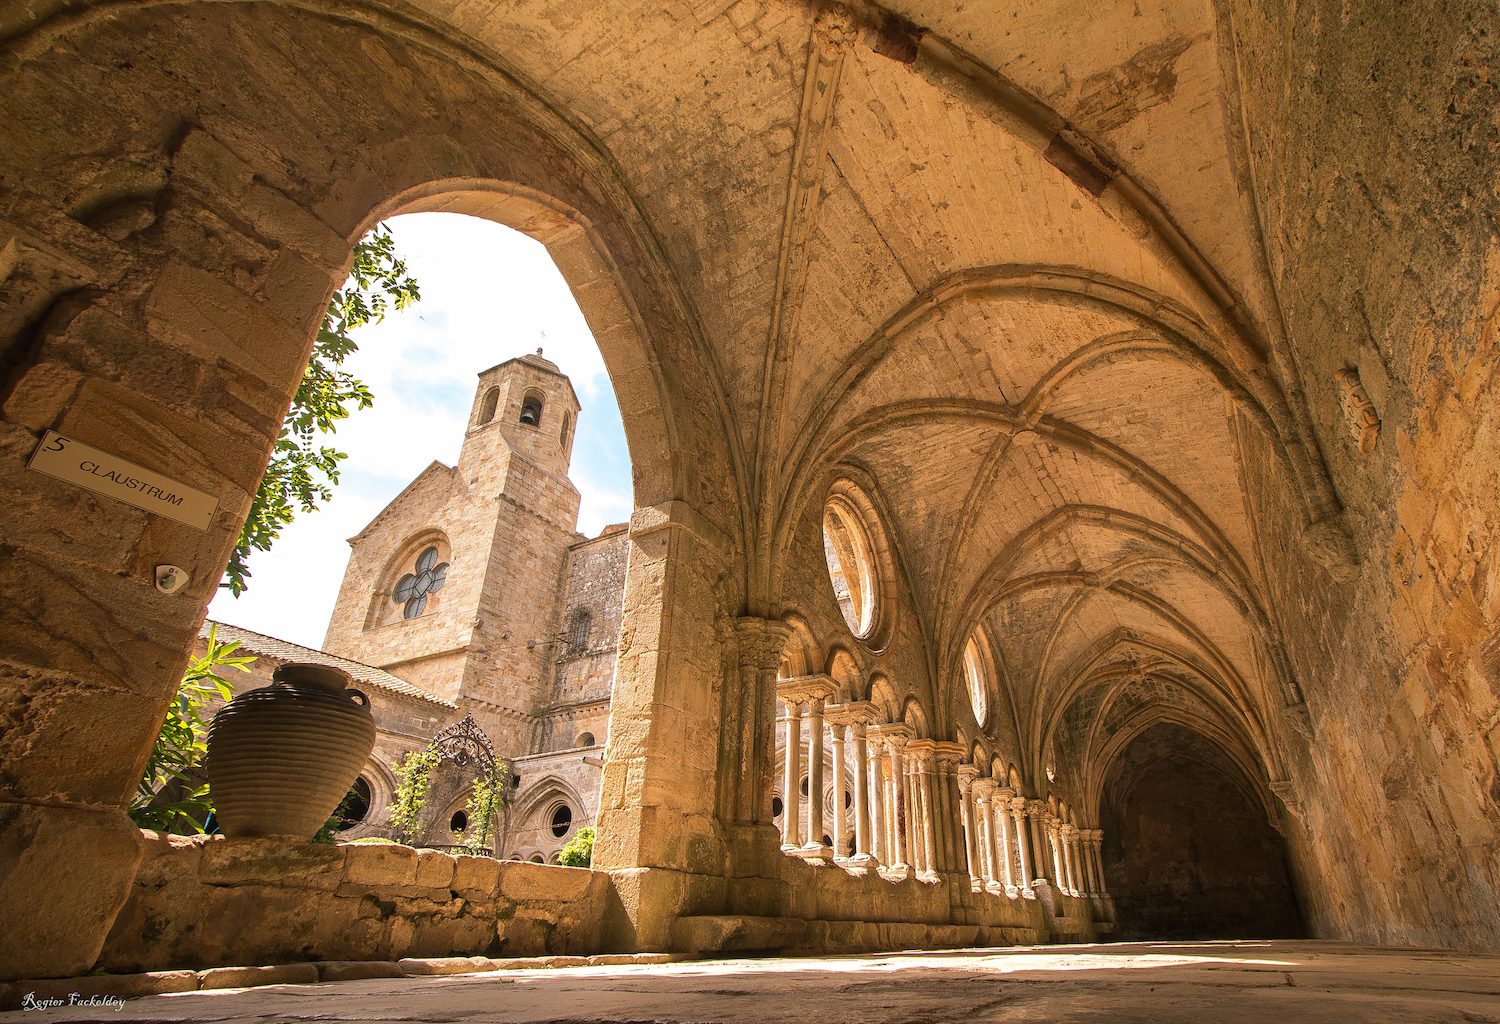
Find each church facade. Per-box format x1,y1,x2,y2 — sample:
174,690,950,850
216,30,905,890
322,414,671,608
309,350,628,862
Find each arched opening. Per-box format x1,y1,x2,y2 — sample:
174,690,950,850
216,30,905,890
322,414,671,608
520,392,544,426
449,810,468,832
335,777,372,832
478,387,500,425
1100,722,1303,940
550,804,573,838
576,732,596,748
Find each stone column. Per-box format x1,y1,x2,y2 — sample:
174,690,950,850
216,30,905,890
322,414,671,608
828,720,847,859
720,616,795,831
1082,828,1100,897
780,699,802,849
933,742,966,875
991,786,1016,897
1090,829,1108,897
1026,802,1050,883
867,735,887,866
898,746,919,874
903,738,937,877
971,777,997,891
872,724,914,872
1046,816,1067,894
1060,824,1080,896
800,693,832,858
958,765,981,887
776,677,836,859
825,701,877,863
844,704,877,864
1073,829,1090,896
1011,797,1035,898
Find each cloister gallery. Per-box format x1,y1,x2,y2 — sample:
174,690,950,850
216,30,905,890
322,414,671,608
1,0,1499,999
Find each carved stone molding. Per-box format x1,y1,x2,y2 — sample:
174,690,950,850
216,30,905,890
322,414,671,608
1335,367,1381,454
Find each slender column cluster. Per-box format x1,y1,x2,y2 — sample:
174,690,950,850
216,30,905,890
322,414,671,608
959,766,982,889
774,675,838,859
970,776,997,891
1026,801,1051,892
868,723,913,876
903,739,938,878
1085,829,1108,897
823,701,877,863
1011,796,1035,898
933,743,966,875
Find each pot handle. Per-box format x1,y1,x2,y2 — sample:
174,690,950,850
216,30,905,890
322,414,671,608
348,688,370,708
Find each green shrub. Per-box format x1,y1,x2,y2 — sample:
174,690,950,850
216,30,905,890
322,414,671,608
558,826,595,867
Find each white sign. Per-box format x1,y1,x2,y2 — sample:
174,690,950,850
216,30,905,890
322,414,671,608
28,430,219,531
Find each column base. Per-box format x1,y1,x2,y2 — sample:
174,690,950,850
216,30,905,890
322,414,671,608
794,843,834,863
1020,886,1036,900
878,863,911,882
1004,884,1020,899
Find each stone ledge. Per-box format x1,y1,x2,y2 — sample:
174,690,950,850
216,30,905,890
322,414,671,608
199,964,321,990
317,961,404,982
0,970,199,1011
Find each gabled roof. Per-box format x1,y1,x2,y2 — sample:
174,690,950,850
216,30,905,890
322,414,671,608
199,620,457,710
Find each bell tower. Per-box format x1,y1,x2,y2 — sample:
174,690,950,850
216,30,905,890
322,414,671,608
459,348,582,530
322,348,585,731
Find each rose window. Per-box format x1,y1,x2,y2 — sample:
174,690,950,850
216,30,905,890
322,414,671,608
394,546,448,619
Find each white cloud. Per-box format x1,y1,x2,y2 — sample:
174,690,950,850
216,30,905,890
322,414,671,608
207,213,632,650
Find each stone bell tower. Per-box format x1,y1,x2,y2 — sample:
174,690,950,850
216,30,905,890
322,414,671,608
321,350,583,752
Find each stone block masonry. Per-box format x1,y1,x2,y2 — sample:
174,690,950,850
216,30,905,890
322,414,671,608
97,833,611,973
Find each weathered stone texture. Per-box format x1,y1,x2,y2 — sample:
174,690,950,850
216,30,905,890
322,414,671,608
97,834,611,972
1,0,1498,976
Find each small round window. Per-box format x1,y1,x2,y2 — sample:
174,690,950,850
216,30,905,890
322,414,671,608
823,497,878,637
550,804,573,838
394,546,448,619
963,635,988,727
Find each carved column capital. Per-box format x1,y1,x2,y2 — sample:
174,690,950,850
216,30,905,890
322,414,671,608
904,738,938,770
735,617,795,671
971,776,997,800
824,700,879,727
869,722,913,751
956,764,981,793
776,673,838,709
933,740,966,771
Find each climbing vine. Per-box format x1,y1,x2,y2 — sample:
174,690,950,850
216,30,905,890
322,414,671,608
459,763,510,855
387,747,441,843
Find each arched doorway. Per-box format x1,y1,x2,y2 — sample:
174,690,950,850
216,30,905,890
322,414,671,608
1100,722,1303,940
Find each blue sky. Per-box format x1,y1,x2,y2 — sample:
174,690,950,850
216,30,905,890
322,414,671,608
207,212,633,649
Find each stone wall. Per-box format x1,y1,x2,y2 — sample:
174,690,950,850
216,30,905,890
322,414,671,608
99,833,611,973
1229,0,1500,948
96,830,1103,974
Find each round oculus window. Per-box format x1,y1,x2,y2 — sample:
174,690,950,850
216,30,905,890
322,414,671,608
963,635,988,728
823,498,878,638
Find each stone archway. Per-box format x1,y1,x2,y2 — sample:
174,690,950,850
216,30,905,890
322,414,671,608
1099,722,1303,940
0,0,740,976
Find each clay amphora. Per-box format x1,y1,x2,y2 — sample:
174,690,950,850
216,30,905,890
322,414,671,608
206,662,376,840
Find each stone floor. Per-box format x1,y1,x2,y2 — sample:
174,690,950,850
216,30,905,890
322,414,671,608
6,942,1500,1024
